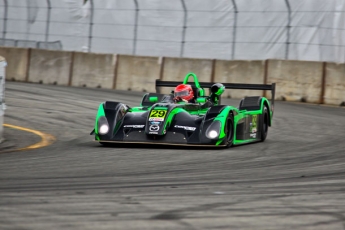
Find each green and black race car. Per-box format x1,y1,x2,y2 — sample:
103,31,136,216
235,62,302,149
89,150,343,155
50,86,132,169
90,72,275,147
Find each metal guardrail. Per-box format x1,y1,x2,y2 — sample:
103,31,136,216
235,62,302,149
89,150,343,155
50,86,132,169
0,57,6,142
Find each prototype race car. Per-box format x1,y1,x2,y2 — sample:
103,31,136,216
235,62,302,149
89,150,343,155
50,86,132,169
90,72,275,147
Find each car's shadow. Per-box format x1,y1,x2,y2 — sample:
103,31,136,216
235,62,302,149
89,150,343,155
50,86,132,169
94,142,243,151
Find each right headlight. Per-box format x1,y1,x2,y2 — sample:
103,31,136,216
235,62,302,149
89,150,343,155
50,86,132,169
206,121,221,139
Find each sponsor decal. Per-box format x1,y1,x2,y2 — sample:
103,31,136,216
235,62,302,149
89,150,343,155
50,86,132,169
250,133,257,138
149,125,160,132
150,121,161,125
174,125,196,131
149,131,158,134
123,125,145,128
149,117,164,122
250,115,258,134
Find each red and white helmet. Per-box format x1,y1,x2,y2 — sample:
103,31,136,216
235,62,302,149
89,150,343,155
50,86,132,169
174,84,194,101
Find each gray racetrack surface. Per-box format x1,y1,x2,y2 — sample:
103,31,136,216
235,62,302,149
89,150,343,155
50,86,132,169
1,82,345,230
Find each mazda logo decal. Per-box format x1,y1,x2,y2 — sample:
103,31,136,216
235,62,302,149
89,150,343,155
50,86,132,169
149,125,160,131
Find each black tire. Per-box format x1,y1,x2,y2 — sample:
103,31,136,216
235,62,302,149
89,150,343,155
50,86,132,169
260,106,269,142
224,113,234,148
100,142,112,147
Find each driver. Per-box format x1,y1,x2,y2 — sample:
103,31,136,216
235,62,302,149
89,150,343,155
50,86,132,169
173,84,195,103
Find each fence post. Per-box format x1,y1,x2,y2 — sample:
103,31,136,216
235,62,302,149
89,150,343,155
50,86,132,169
0,57,6,142
320,62,326,104
45,0,51,44
180,0,187,57
2,0,8,40
284,0,291,60
133,0,139,55
230,0,238,60
88,0,94,52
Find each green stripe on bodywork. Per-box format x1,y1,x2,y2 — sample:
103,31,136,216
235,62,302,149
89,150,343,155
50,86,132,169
129,107,150,112
216,139,224,146
114,120,122,134
94,103,105,135
188,108,209,116
213,106,233,145
163,108,184,132
234,139,258,144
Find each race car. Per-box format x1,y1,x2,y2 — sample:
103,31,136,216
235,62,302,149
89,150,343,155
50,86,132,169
90,72,275,147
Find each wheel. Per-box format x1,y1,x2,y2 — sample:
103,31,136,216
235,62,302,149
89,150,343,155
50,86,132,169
224,113,234,148
260,106,269,142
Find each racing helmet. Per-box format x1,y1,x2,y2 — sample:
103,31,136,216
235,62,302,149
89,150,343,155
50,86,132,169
174,84,194,101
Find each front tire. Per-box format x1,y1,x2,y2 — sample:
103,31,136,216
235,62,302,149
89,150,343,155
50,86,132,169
100,142,112,147
260,106,269,142
224,113,234,148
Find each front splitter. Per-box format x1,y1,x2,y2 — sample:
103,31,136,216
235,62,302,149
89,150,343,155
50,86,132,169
94,140,226,147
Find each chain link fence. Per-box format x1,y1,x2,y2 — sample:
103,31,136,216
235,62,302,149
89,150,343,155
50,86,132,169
0,0,344,62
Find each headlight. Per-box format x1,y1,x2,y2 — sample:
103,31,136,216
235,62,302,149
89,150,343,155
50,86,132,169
207,130,219,139
205,121,221,139
98,116,109,135
99,124,109,134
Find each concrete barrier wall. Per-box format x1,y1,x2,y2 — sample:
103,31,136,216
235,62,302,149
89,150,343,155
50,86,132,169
324,63,345,106
0,47,29,82
116,55,161,93
71,52,116,89
267,60,323,103
0,46,344,106
161,57,213,94
214,60,265,99
28,49,72,85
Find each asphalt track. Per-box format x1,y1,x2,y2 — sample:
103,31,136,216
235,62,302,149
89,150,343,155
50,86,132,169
1,82,345,230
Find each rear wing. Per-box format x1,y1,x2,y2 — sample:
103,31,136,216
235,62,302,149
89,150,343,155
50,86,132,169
155,79,276,108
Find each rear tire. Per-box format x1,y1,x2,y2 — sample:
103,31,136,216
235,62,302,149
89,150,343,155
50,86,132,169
260,106,269,142
224,113,234,148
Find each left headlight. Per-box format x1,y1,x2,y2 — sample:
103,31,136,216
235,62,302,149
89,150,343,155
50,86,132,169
205,121,221,139
98,116,109,135
99,124,109,134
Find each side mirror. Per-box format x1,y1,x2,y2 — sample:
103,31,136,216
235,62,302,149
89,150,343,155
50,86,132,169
149,96,158,103
196,97,206,103
211,83,225,96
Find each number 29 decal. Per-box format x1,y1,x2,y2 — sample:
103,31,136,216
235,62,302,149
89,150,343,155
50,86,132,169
149,110,167,121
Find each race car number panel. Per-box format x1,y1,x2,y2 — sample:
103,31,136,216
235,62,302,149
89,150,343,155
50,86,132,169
149,110,167,121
